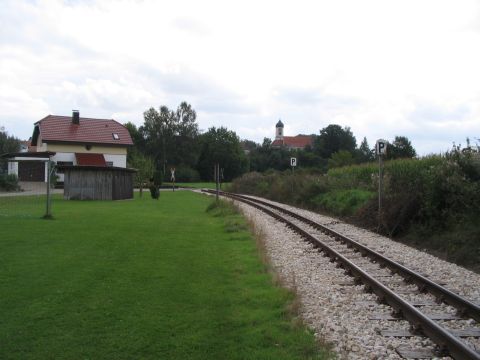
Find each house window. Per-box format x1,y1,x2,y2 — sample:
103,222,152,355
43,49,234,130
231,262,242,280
106,161,114,167
112,133,119,140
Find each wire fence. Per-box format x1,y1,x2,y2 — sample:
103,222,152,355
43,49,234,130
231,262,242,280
0,159,58,219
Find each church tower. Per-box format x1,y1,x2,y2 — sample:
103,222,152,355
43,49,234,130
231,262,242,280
275,119,284,140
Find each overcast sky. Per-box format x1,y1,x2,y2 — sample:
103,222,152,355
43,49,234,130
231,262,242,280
1,0,479,154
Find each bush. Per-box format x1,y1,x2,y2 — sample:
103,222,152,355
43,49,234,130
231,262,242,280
149,185,159,199
0,174,19,191
378,192,421,236
311,189,374,216
232,155,480,233
328,163,377,191
230,172,265,195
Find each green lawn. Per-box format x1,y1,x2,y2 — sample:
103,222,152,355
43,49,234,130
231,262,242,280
0,192,331,359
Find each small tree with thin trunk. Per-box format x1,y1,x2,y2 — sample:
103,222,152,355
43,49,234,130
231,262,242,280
128,150,155,197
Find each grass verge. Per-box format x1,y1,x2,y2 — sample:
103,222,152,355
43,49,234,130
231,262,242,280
0,192,331,359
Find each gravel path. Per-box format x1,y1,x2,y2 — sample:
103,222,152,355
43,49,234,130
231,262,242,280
228,193,480,359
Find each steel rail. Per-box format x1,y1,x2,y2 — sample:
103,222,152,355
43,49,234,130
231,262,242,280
226,191,480,323
203,189,480,360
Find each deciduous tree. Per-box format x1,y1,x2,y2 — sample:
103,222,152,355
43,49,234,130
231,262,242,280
139,102,199,173
197,127,248,181
173,102,199,167
127,149,155,197
387,136,416,159
314,124,357,159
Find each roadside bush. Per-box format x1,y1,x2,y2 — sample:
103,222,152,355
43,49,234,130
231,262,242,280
290,175,328,207
230,171,264,195
328,163,377,191
403,216,480,272
0,174,19,191
233,154,479,231
420,157,480,225
311,189,375,216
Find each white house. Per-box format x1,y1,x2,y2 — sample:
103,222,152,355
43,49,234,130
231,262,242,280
7,111,133,183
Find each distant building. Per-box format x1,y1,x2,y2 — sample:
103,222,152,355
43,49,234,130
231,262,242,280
19,140,30,152
271,120,313,150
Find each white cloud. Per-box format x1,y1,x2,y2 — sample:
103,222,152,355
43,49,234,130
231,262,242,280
1,0,479,155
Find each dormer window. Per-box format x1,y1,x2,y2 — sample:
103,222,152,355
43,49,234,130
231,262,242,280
112,133,119,140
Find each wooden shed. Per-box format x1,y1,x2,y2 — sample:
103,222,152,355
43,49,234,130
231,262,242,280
61,165,136,200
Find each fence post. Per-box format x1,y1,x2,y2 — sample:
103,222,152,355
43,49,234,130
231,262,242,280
44,160,52,219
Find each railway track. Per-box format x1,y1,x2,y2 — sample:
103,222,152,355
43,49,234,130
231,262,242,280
202,189,480,360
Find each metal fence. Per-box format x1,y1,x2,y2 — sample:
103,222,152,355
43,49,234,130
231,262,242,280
0,159,57,219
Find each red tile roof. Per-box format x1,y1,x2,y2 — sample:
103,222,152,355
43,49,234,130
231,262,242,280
272,135,313,148
35,115,133,146
75,153,107,166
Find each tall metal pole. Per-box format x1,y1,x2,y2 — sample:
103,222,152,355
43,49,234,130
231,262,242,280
215,163,220,201
45,160,52,219
378,154,383,222
162,135,166,176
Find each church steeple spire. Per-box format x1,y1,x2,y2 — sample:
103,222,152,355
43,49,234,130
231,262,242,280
275,119,284,140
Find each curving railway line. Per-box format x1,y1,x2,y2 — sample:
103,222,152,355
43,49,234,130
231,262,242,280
202,189,480,360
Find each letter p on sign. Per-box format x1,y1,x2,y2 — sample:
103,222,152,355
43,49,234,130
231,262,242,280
290,157,297,167
376,140,387,156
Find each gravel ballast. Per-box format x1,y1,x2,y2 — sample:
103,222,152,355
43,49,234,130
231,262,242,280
229,194,480,360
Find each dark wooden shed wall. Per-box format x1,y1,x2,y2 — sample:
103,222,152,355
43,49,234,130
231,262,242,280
63,167,134,200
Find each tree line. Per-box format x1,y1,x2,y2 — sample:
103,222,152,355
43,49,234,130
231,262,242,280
126,103,418,184
0,103,419,184
246,124,417,173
